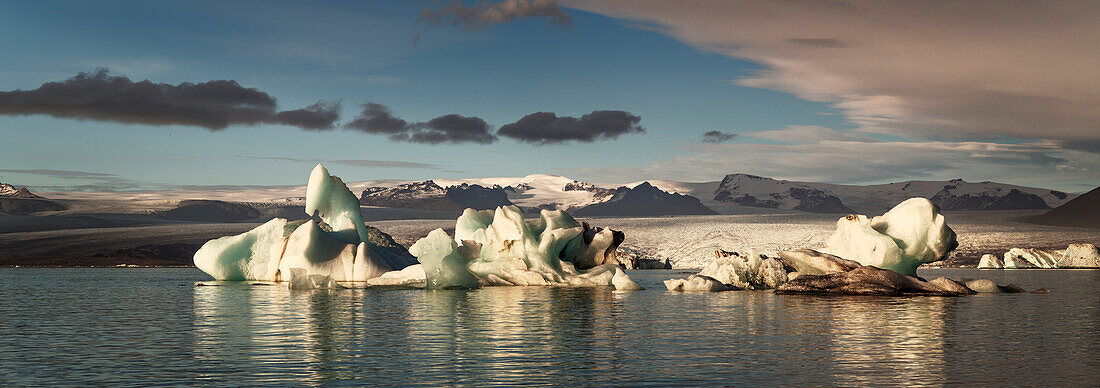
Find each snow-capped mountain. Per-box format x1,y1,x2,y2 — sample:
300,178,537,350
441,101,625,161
356,175,717,216
573,182,718,217
0,183,43,199
359,180,514,212
641,174,1076,214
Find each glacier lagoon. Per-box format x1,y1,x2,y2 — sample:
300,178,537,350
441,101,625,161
2,267,1098,386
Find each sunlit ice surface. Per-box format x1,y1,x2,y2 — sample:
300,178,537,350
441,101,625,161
2,268,1099,385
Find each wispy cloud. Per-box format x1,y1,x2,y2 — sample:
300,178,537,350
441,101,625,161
0,168,142,191
569,0,1100,147
235,156,443,169
422,0,571,31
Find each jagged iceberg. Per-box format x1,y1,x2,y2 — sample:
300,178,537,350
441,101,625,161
822,198,957,276
393,205,643,290
977,243,1100,269
194,164,416,284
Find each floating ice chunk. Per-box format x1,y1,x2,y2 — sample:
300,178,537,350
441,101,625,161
965,278,1000,293
409,229,481,289
777,249,861,275
193,218,288,281
408,205,640,289
978,254,1004,269
612,268,645,291
697,250,788,289
368,264,427,287
776,266,974,296
823,198,957,276
1003,248,1059,268
1057,244,1100,268
664,275,731,292
351,242,392,282
193,164,415,283
305,164,369,244
286,268,344,289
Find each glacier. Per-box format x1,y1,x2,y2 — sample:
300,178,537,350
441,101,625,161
395,205,644,290
193,164,416,284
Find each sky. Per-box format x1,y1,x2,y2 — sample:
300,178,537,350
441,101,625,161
0,0,1097,192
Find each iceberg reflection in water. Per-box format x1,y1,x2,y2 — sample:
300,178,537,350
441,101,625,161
2,268,1097,385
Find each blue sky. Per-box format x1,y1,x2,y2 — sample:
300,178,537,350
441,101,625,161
1,1,1097,192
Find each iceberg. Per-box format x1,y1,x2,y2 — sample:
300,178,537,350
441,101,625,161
1056,244,1100,268
776,266,975,296
822,198,957,276
1003,248,1059,268
664,275,732,292
977,254,1004,269
661,250,789,292
193,164,417,283
978,244,1099,269
397,205,643,290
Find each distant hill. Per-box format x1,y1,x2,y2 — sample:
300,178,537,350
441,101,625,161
573,182,718,217
1028,186,1099,229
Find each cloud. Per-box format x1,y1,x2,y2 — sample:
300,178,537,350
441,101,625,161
748,125,879,144
701,130,736,143
422,0,571,31
236,156,442,169
497,110,644,144
344,103,496,144
0,69,339,131
274,101,341,130
560,138,1100,192
567,1,1100,146
0,168,141,191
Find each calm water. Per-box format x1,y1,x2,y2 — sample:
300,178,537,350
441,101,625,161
1,268,1098,386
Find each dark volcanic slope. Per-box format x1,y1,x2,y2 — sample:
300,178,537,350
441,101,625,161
1029,186,1100,229
574,182,718,217
157,200,261,222
0,198,67,215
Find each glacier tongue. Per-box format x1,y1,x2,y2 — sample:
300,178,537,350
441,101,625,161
193,164,414,283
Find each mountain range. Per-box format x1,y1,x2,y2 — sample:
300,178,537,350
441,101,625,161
351,173,1076,216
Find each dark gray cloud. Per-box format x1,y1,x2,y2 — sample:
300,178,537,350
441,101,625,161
344,103,496,144
497,110,644,144
0,69,338,131
702,131,737,143
421,0,571,31
274,101,341,130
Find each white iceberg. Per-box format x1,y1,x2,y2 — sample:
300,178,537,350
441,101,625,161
193,164,417,283
1003,248,1059,268
664,275,731,292
696,250,788,290
977,254,1004,269
401,205,642,290
978,244,1099,269
1057,244,1100,268
822,198,957,276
